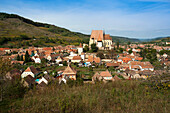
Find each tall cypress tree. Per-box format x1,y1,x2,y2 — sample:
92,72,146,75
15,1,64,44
17,54,20,61
25,51,30,62
20,54,23,61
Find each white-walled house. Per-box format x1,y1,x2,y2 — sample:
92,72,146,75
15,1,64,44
21,66,39,78
56,56,63,63
77,43,83,55
71,56,82,63
32,56,41,63
36,77,48,84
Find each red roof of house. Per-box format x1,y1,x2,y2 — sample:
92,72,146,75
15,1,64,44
122,57,132,63
25,66,39,75
100,70,112,77
106,62,119,67
72,56,82,60
0,48,10,51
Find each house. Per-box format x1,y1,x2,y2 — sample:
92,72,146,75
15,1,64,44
100,70,113,81
89,30,113,50
118,64,129,71
163,53,168,58
77,43,83,55
62,65,77,80
5,69,21,80
129,61,154,71
92,72,103,82
122,57,132,64
21,66,39,78
71,56,82,63
92,70,113,82
36,77,48,85
86,55,101,66
22,75,36,87
106,62,119,68
32,56,41,63
80,53,85,61
56,56,64,64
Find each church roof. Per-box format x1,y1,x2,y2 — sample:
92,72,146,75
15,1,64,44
97,34,102,42
90,30,104,40
104,34,112,40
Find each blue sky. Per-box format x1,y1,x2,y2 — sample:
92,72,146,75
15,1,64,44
0,0,170,39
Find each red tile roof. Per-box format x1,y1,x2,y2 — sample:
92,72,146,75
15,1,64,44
72,56,82,60
104,34,112,40
62,65,77,75
100,70,112,77
90,30,104,40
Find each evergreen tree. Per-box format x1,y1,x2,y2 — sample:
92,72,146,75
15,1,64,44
16,54,20,61
117,41,119,49
20,55,23,61
91,44,98,52
25,51,30,62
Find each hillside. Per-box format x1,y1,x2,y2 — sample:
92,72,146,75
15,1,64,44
111,36,140,43
0,12,141,48
0,12,89,47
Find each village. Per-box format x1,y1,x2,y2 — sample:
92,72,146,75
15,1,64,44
0,30,170,88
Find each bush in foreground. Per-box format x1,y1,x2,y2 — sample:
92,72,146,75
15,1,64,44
9,80,169,113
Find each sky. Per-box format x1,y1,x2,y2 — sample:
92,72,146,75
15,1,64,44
0,0,170,39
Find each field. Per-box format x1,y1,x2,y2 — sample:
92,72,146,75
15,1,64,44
1,77,169,113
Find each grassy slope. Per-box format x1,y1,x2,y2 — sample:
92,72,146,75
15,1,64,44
0,12,141,48
0,12,90,47
9,80,169,113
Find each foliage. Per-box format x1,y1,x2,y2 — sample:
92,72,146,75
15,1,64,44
96,52,105,59
116,41,119,49
140,48,157,63
63,61,67,66
159,50,170,55
8,80,169,113
83,45,89,52
128,49,133,54
0,57,12,78
16,54,20,61
25,51,31,63
91,44,98,52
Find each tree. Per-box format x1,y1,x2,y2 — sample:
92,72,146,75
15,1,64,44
16,54,20,61
63,61,67,66
116,41,119,49
128,49,133,54
25,51,31,63
20,55,23,61
52,47,55,51
83,45,89,52
119,48,123,53
128,41,131,45
96,52,105,59
91,44,98,52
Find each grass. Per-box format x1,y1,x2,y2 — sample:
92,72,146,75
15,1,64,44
7,80,170,113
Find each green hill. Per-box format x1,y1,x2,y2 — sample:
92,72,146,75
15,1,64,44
0,12,141,48
111,36,140,43
0,12,89,48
